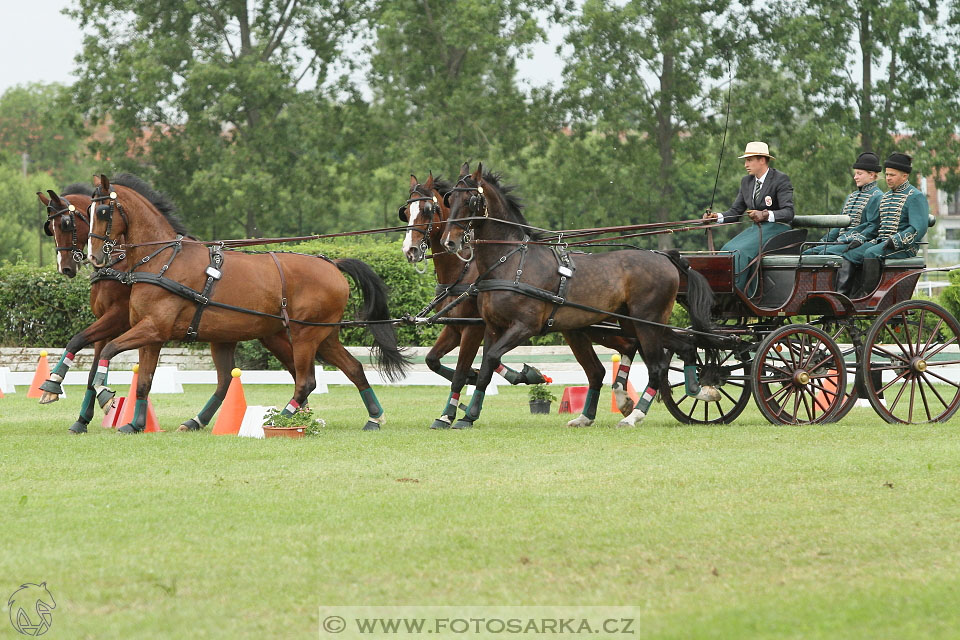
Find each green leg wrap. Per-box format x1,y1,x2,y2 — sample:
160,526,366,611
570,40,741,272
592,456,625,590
197,394,224,426
435,364,457,381
684,364,702,397
582,388,600,420
360,388,384,418
637,386,658,415
442,391,460,418
465,391,485,421
79,388,96,424
129,399,148,430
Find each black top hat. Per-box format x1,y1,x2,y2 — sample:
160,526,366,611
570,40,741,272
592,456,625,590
852,152,882,173
884,152,912,174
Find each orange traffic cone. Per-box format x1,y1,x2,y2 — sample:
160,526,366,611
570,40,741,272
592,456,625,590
610,353,639,412
118,364,162,432
814,369,840,412
27,351,51,399
102,396,125,428
212,368,247,436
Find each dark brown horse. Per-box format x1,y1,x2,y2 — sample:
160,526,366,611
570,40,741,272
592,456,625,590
401,172,645,428
37,181,297,434
85,174,408,433
440,163,719,428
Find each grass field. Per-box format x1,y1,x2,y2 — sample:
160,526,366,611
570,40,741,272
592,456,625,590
2,384,960,639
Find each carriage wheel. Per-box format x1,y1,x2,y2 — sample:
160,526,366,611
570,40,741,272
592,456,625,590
661,347,751,424
751,324,847,425
861,300,960,424
818,317,873,422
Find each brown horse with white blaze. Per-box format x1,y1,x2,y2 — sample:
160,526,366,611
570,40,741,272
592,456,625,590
85,174,408,433
36,181,297,434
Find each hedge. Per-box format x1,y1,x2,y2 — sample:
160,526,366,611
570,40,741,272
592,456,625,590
0,261,96,347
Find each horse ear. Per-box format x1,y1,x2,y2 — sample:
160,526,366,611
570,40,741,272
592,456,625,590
47,190,63,207
99,174,110,191
425,172,434,189
460,162,469,176
409,174,418,189
472,162,483,182
37,191,50,206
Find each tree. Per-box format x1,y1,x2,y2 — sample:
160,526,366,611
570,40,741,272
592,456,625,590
69,0,366,239
560,0,736,249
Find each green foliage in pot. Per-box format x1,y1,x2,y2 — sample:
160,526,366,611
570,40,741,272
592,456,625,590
528,384,557,403
263,406,325,437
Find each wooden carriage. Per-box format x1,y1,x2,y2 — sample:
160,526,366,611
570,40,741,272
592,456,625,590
671,215,960,425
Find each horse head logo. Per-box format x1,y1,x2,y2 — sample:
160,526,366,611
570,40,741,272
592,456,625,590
8,583,56,636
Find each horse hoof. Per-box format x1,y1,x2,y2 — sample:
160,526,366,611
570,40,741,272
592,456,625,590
362,421,381,431
452,419,474,429
117,423,144,434
178,418,203,432
693,386,722,402
68,421,88,434
97,388,116,411
521,364,547,385
39,392,60,405
430,417,453,430
566,415,594,428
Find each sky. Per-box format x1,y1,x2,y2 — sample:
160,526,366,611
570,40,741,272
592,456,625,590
0,1,565,97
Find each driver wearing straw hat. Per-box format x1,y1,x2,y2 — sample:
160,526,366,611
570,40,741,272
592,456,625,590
703,141,795,297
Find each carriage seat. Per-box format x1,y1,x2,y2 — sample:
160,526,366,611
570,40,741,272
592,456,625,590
884,257,925,268
760,254,843,268
759,229,808,256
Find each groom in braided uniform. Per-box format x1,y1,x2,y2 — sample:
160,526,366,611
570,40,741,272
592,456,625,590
804,152,883,256
837,152,929,297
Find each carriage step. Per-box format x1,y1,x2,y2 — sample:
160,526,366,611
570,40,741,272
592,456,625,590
760,255,843,268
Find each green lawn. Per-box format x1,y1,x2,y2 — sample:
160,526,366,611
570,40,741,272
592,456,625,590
2,384,959,639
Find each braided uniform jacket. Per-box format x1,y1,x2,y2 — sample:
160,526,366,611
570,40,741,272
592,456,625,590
832,180,882,244
867,181,929,256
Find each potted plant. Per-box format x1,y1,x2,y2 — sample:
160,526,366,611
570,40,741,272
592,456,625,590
528,384,556,414
262,406,325,439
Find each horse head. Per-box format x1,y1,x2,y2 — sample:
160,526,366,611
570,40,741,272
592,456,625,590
400,172,453,264
441,162,491,255
38,187,93,278
87,173,127,268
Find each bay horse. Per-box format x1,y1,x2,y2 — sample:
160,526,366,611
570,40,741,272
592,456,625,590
401,172,646,428
37,181,297,434
85,174,408,433
440,163,719,428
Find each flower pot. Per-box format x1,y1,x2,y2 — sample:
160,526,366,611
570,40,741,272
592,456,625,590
262,425,306,439
529,399,552,414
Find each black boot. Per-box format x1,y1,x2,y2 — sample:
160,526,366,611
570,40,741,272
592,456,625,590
836,260,859,297
861,258,881,296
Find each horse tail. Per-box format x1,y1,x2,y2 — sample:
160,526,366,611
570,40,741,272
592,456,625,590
662,249,714,334
333,258,411,382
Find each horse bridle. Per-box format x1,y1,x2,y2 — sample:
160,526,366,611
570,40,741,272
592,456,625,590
89,185,129,262
43,200,89,264
399,185,442,272
442,176,488,262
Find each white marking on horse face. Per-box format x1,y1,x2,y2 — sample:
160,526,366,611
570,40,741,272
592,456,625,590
56,245,63,271
401,200,422,254
87,235,94,264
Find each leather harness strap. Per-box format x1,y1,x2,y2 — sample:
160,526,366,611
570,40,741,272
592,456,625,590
269,252,293,343
184,244,225,342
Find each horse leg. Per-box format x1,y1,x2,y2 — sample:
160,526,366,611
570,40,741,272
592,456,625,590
314,333,385,431
116,344,162,434
260,332,296,379
561,330,606,427
66,339,107,434
665,332,721,402
40,306,127,405
425,326,471,383
453,324,532,429
178,341,238,432
429,324,481,429
618,326,667,427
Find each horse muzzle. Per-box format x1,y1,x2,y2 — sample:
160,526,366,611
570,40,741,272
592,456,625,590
404,245,424,263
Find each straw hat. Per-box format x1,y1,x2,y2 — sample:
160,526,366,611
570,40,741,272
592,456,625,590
738,141,775,160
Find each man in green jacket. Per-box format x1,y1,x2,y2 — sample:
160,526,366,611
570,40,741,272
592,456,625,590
804,152,883,255
837,152,929,297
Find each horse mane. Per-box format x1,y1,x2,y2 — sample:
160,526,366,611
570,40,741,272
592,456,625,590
112,173,190,236
432,177,454,196
479,171,551,239
60,182,94,197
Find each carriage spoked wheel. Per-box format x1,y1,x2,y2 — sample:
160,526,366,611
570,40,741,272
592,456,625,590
661,346,751,424
751,324,847,425
861,300,960,424
818,317,873,422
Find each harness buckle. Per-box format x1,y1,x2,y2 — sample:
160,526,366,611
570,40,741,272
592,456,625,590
558,265,573,278
205,266,222,280
281,297,288,308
